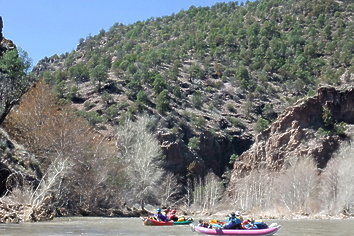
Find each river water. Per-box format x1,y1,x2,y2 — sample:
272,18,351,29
1,217,354,235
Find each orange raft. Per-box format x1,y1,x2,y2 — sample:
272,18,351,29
142,217,174,226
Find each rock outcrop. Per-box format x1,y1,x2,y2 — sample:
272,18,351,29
0,128,41,196
0,16,15,56
230,86,354,181
0,16,3,39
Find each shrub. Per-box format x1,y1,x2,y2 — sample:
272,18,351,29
229,154,239,164
105,104,119,120
226,103,236,112
191,92,203,109
191,114,207,128
83,100,95,110
137,90,149,104
188,136,200,152
101,91,114,106
152,74,166,94
76,110,106,126
322,105,334,129
156,90,169,114
255,117,270,133
334,121,347,136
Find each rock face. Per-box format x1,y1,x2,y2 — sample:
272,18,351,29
157,127,253,177
0,16,3,39
229,86,354,181
0,129,41,196
0,16,15,56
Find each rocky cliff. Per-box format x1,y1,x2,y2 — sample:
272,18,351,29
0,16,3,39
0,16,15,55
0,17,44,223
230,86,354,181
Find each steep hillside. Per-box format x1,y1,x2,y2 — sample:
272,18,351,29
0,16,48,223
0,17,39,194
32,0,354,177
230,86,354,180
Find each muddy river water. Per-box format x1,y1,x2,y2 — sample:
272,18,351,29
1,217,354,235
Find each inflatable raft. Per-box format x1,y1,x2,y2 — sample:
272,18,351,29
192,223,281,235
174,219,194,225
142,217,174,226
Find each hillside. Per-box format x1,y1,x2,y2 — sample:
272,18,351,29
33,0,353,176
0,0,353,219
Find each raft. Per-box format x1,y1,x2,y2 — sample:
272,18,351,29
142,217,174,226
174,220,194,225
191,223,281,235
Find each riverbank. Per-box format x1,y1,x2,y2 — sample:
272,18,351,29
2,200,353,224
0,201,151,223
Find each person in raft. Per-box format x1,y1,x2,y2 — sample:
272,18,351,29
198,219,212,228
167,209,179,221
222,212,242,229
241,219,254,229
155,208,168,222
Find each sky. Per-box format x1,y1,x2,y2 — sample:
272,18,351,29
0,0,246,66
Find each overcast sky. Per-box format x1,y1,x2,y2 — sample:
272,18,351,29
1,0,248,66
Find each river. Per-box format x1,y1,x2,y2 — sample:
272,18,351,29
1,217,354,235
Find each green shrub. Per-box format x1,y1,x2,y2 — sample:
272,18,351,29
226,103,236,112
137,90,149,104
322,105,334,129
255,117,270,133
334,122,347,136
191,92,203,109
317,127,331,137
76,110,106,126
84,100,95,110
191,114,207,128
67,85,79,101
188,137,200,152
156,90,169,114
105,104,119,120
229,154,239,164
101,91,114,106
228,117,246,129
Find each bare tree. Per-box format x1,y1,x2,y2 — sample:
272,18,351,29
4,80,121,215
191,171,224,213
116,114,165,209
181,178,193,210
320,143,354,215
228,157,318,216
159,172,182,207
1,156,69,221
229,168,274,212
274,157,319,214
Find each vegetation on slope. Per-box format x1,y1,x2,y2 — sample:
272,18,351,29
1,0,352,218
35,0,353,130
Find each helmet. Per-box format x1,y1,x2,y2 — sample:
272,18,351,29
235,211,240,216
229,212,236,218
156,208,161,213
172,209,176,214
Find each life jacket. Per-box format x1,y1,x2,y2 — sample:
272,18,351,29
241,220,253,229
177,216,186,222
